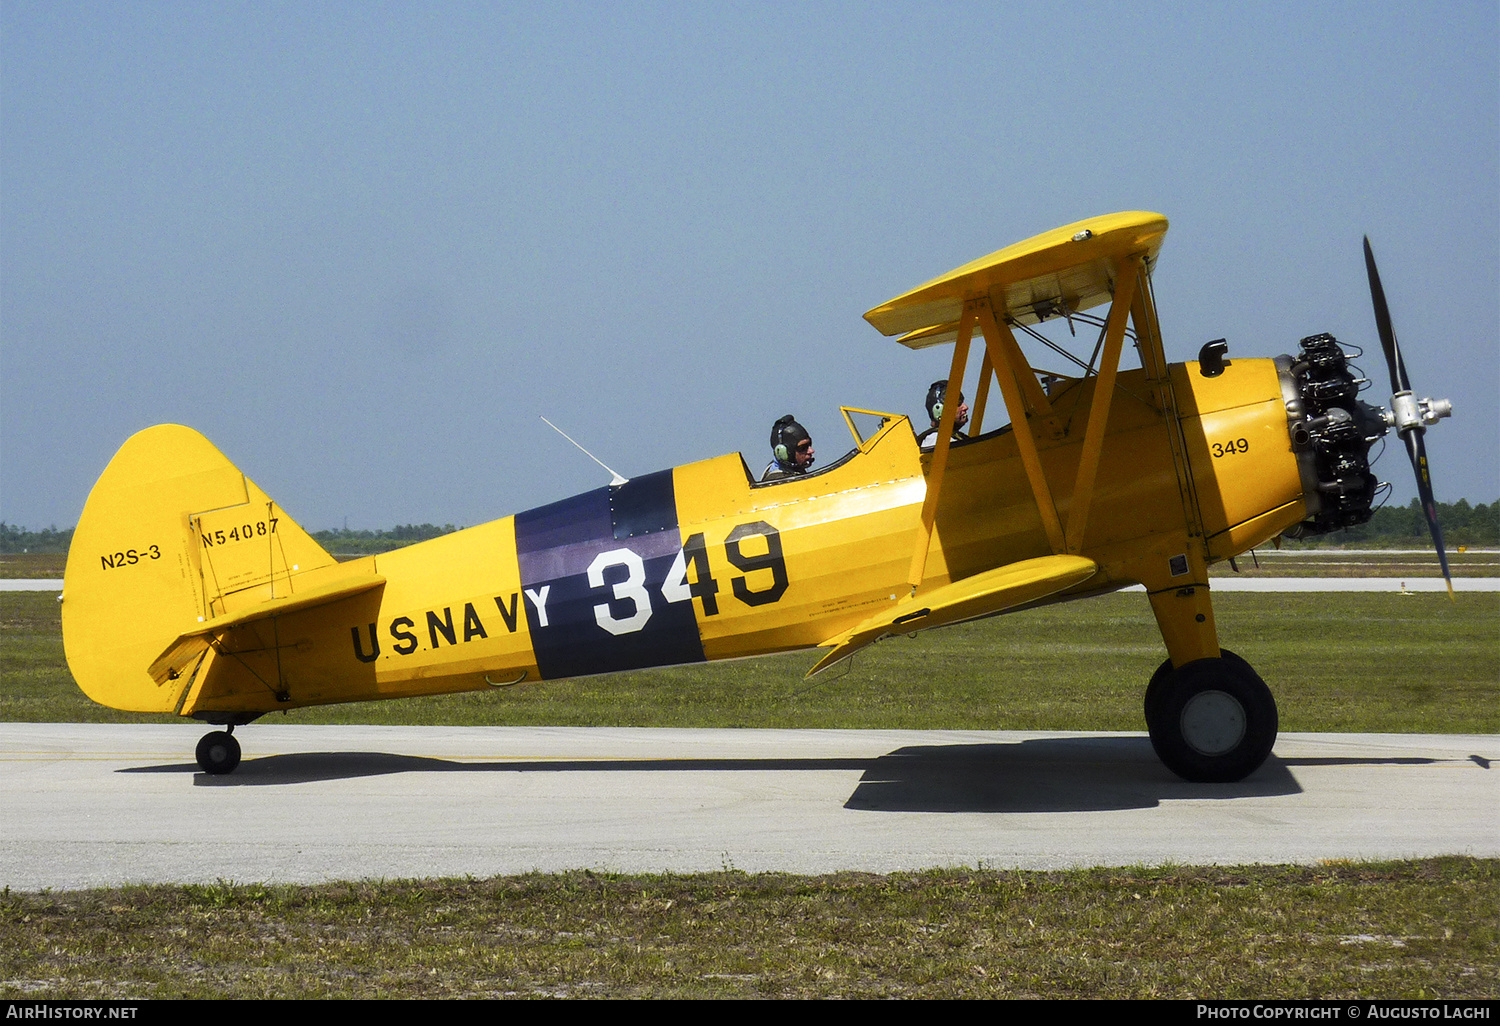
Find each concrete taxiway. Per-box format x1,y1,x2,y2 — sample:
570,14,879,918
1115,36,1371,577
1,724,1493,890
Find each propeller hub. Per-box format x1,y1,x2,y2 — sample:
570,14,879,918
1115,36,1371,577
1383,391,1454,434
1390,391,1422,432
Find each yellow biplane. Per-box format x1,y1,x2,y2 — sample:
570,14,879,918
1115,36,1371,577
61,212,1454,781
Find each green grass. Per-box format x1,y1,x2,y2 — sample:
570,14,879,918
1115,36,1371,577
4,590,1496,732
3,860,1493,999
0,552,66,578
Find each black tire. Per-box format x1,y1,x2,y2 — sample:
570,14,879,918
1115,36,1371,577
1144,648,1258,735
1147,654,1277,783
196,731,241,775
1144,657,1174,733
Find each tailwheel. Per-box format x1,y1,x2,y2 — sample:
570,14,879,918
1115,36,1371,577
1146,651,1277,783
195,730,241,775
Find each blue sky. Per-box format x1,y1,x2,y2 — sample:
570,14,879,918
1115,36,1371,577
3,1,1496,531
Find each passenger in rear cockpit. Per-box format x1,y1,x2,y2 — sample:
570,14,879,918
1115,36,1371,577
916,379,969,450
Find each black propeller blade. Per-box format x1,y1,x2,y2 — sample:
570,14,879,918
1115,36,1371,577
1363,237,1453,598
1364,238,1409,395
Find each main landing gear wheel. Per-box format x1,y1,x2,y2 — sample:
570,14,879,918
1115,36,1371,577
1145,652,1277,783
196,730,241,775
1144,648,1254,732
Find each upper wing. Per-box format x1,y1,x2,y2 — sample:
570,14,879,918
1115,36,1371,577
864,211,1168,348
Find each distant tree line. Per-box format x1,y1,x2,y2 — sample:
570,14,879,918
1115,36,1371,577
3,501,1496,555
1292,497,1499,548
310,524,461,554
0,521,463,555
0,523,74,554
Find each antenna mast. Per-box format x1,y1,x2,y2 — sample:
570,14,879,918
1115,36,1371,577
540,417,628,485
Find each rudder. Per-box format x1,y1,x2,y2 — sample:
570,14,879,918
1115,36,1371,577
62,424,336,712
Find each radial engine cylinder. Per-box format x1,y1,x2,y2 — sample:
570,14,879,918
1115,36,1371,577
1277,334,1387,536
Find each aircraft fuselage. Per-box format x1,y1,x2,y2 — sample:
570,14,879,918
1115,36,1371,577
175,356,1307,716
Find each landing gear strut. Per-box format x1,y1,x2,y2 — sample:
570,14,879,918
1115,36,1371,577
1144,649,1277,783
195,728,241,775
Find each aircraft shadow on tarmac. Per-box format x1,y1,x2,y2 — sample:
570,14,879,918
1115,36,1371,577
109,735,1456,812
845,746,1450,813
842,738,1305,812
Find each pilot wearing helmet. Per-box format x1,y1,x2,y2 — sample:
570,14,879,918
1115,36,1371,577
916,379,969,450
762,414,815,481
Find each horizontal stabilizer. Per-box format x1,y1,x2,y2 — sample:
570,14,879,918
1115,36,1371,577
805,554,1097,678
148,572,386,686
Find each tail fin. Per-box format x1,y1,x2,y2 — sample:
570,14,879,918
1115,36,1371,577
62,424,337,712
